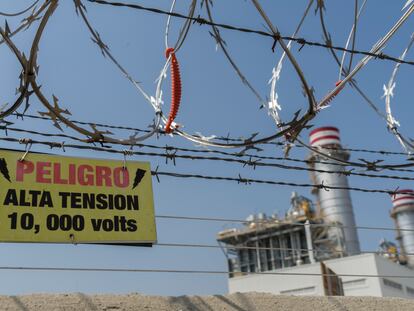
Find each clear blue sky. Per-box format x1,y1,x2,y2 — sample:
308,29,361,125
0,0,414,296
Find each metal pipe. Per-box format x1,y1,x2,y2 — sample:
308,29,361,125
305,220,316,263
255,240,262,272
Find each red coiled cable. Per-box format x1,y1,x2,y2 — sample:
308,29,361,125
164,47,182,134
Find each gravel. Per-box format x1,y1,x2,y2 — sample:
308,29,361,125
0,292,412,310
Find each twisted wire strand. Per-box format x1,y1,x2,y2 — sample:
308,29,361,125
72,0,160,143
0,1,53,120
316,2,414,110
0,265,412,279
155,214,414,233
10,113,414,157
151,170,414,196
156,242,414,256
267,0,315,129
251,0,316,121
3,0,414,155
85,0,414,67
162,0,316,149
0,28,30,120
0,0,40,17
318,1,388,123
383,33,414,154
338,0,367,80
0,136,412,196
83,0,414,149
296,137,414,172
3,124,414,174
204,0,265,107
346,0,360,73
0,0,51,46
3,128,414,180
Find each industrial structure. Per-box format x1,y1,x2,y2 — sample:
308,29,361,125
308,126,360,256
217,126,414,298
391,190,414,267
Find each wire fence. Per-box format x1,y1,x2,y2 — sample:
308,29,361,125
1,0,414,289
86,0,414,67
8,113,414,157
0,265,414,279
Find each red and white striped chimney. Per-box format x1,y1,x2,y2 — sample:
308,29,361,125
308,126,360,255
309,126,341,148
391,189,414,266
392,190,414,209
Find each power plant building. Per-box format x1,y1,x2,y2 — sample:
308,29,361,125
217,127,414,298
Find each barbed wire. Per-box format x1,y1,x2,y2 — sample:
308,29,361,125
0,135,412,196
86,0,414,67
317,0,388,124
1,0,414,290
156,242,414,257
9,113,414,157
82,0,414,149
265,0,315,131
0,2,413,181
74,0,317,150
342,0,360,75
0,0,310,150
296,137,414,172
0,0,40,17
382,33,414,155
0,265,412,279
11,112,153,133
1,0,413,155
4,127,414,177
155,215,414,233
203,0,265,109
0,0,48,48
2,132,414,180
151,170,413,196
317,0,414,155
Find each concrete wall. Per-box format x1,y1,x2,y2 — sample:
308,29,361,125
324,254,382,296
229,263,324,296
229,254,414,298
375,255,414,299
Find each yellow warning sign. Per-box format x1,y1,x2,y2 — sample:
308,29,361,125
0,149,156,244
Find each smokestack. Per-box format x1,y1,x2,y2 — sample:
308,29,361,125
391,189,414,266
308,126,361,255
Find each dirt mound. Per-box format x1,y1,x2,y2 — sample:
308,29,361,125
0,292,412,310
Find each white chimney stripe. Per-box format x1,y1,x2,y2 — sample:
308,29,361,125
393,198,414,207
310,130,341,142
310,137,341,148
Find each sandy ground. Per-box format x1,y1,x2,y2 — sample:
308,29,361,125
0,293,412,311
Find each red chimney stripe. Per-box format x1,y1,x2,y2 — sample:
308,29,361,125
309,127,339,136
392,196,414,203
310,135,340,146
